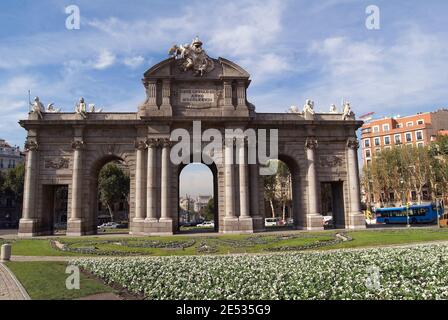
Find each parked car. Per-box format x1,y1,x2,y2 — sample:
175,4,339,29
265,217,280,227
197,221,215,228
322,215,333,227
97,222,120,229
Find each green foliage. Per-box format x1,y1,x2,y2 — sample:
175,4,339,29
203,197,214,221
1,162,25,203
98,163,130,221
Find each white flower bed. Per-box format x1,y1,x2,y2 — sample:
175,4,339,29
72,244,448,300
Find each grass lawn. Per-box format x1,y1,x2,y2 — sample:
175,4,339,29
4,228,448,257
5,261,115,300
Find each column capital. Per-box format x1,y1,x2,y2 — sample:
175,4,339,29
25,140,39,151
134,139,147,150
347,137,359,150
305,137,318,150
71,140,85,150
160,138,174,148
146,138,160,148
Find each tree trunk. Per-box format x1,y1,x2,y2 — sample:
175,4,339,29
282,203,286,221
106,203,114,222
269,199,275,218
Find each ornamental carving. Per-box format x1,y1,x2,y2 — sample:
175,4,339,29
134,140,147,150
347,138,359,150
168,37,215,77
319,155,343,167
25,140,39,151
305,137,318,150
71,140,85,150
44,158,69,169
146,138,161,148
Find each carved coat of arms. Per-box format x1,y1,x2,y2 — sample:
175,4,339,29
168,37,215,77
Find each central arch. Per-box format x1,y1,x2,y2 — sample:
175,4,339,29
175,153,219,233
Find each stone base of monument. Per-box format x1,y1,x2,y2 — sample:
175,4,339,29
66,218,94,236
220,217,262,234
129,218,145,234
140,218,175,235
306,214,325,231
348,212,367,229
18,219,41,237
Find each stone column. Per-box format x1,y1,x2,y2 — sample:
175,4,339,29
347,137,366,229
238,138,250,218
68,139,84,235
224,137,236,218
133,140,146,231
18,140,39,236
160,139,171,221
21,141,38,221
305,137,323,230
146,138,158,222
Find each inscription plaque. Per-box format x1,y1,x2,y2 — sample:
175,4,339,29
180,89,215,104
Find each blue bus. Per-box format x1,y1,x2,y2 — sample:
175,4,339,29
375,204,442,224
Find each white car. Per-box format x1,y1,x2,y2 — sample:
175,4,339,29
322,215,333,227
197,221,215,228
265,218,280,227
97,222,120,229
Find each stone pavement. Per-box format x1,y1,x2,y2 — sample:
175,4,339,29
0,263,30,300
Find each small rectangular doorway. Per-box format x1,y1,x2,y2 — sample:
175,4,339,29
41,185,68,235
321,181,345,228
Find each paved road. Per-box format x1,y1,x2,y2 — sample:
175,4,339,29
0,263,30,300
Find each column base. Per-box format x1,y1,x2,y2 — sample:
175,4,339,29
67,218,87,236
18,219,41,237
220,217,262,234
306,214,324,231
141,218,174,235
347,212,367,229
130,218,145,234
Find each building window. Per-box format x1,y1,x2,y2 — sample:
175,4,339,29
396,123,403,129
417,142,424,148
365,149,371,158
364,139,370,148
383,124,390,132
416,130,423,141
394,134,402,144
374,137,380,146
375,148,381,154
406,121,414,127
417,119,424,125
384,136,391,145
373,126,380,133
366,159,372,165
384,146,391,150
405,132,412,142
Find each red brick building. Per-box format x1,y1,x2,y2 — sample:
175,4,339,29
360,109,448,166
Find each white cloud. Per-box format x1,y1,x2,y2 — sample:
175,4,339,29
123,55,145,68
93,50,116,70
299,27,448,115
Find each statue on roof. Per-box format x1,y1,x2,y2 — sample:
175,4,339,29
342,101,355,120
30,97,45,119
168,36,215,77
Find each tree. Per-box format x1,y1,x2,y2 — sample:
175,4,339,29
262,160,292,218
98,163,130,221
203,198,214,221
2,163,25,210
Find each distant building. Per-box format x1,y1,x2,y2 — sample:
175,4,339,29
0,139,25,228
194,195,212,214
360,109,448,166
0,138,24,172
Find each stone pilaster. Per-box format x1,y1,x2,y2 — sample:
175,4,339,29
146,80,157,108
222,137,239,232
160,79,173,116
18,140,39,236
132,139,147,234
305,137,323,230
222,80,235,115
347,137,366,229
67,139,85,236
236,81,246,109
238,138,250,218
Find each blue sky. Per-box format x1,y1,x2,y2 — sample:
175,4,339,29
0,0,447,196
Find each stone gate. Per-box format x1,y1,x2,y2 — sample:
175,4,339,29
18,38,365,236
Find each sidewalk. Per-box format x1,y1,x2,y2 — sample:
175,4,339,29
0,263,30,300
